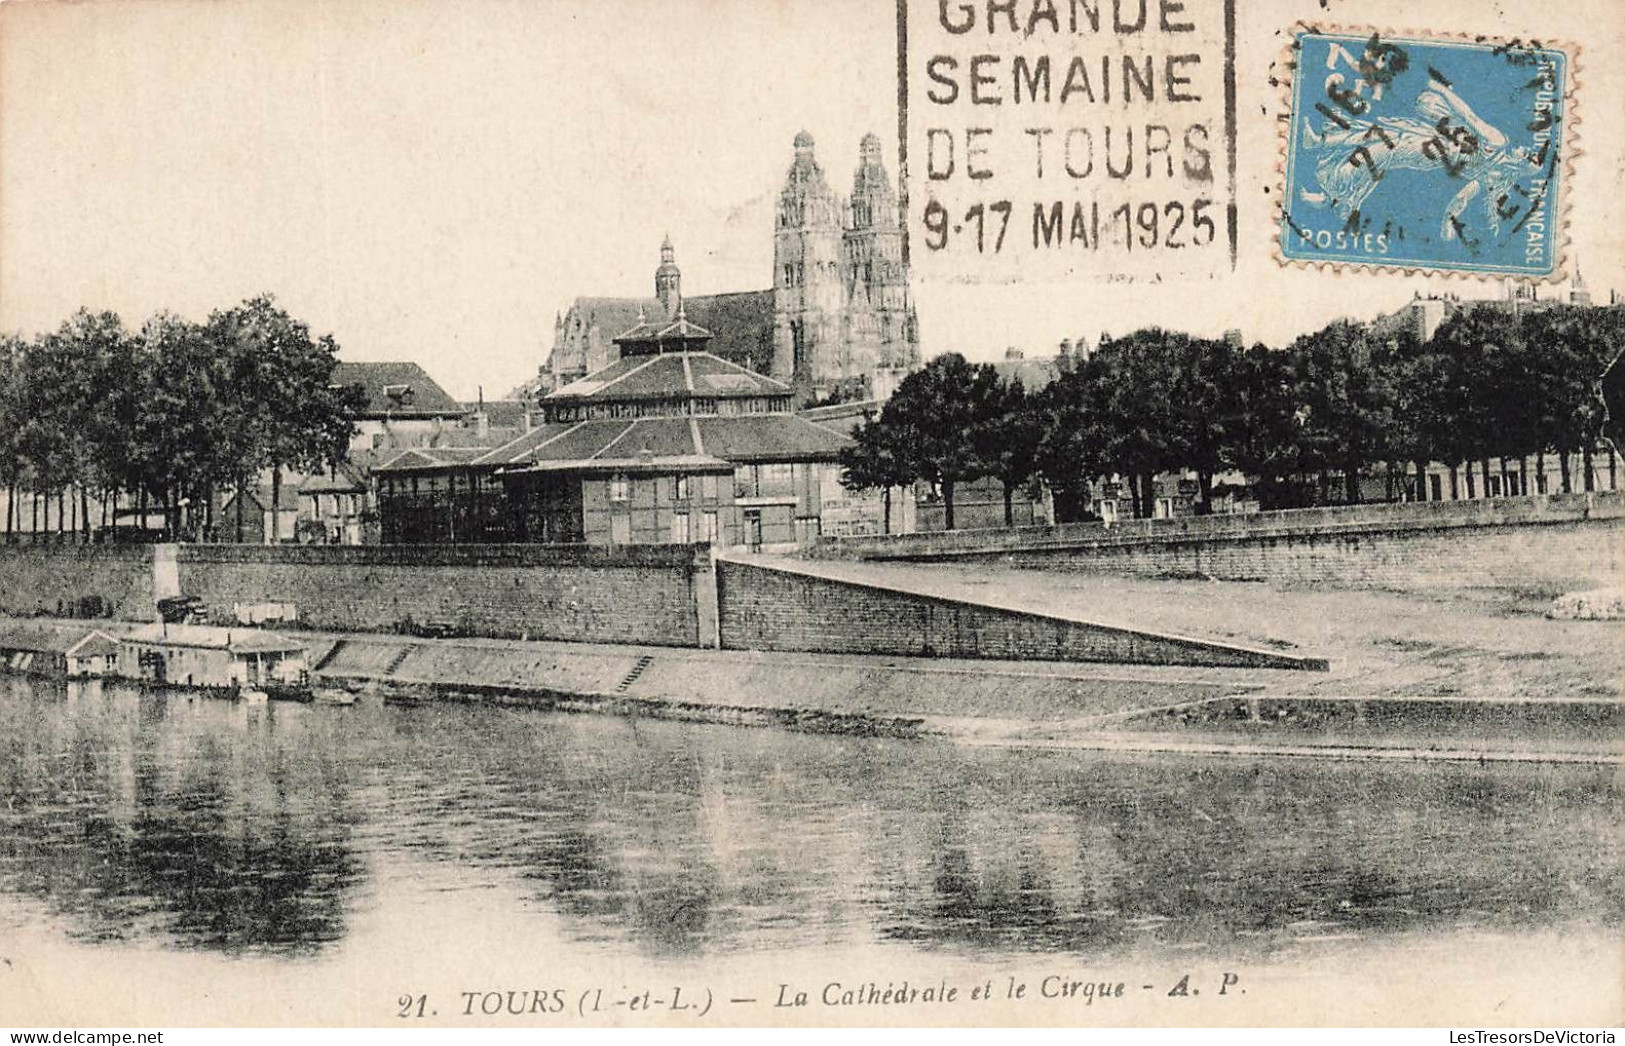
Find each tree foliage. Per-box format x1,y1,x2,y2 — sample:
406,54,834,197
845,302,1622,525
1,296,360,540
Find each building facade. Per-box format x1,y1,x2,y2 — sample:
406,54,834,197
534,132,919,404
772,131,918,399
379,306,874,549
331,361,469,457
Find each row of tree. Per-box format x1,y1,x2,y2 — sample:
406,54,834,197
842,303,1621,528
0,296,362,540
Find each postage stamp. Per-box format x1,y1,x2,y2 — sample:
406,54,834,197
1279,28,1571,277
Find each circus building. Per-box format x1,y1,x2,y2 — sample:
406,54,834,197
532,132,920,405
376,293,884,550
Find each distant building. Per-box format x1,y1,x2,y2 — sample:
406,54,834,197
296,464,372,546
990,345,1063,392
1369,271,1600,344
218,483,299,544
0,623,120,678
331,361,468,456
377,305,880,549
457,398,530,447
534,132,919,405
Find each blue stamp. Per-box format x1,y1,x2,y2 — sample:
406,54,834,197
1280,29,1569,276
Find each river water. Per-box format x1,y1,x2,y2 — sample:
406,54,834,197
0,676,1620,1026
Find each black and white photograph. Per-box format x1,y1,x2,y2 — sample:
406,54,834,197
0,0,1620,1031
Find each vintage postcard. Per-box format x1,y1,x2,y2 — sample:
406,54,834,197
0,0,1621,1032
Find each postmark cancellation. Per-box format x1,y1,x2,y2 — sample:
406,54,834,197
1277,26,1574,279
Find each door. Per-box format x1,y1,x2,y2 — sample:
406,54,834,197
743,509,762,551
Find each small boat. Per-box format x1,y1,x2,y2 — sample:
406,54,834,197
238,688,270,704
314,687,357,707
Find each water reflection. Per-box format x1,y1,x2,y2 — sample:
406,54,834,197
0,676,1618,962
0,679,362,955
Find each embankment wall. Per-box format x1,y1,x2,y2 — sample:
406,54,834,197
714,558,1325,670
174,544,708,647
814,493,1625,593
0,541,154,620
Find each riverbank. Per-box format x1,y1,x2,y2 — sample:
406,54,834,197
6,608,1616,763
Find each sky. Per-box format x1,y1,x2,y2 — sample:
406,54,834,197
2,0,1622,400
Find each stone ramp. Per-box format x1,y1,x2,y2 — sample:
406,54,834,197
714,554,1329,671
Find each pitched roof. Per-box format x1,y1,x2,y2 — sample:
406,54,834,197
220,482,300,512
562,291,775,372
460,399,529,429
612,309,713,348
475,414,849,470
298,463,369,494
374,446,492,472
548,351,789,402
798,399,881,437
123,623,308,655
0,622,120,656
696,414,851,462
331,361,467,419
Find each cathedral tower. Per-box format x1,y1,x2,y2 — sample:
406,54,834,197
841,132,918,380
772,131,844,392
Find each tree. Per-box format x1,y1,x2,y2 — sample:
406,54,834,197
1169,335,1235,513
879,353,1001,530
1220,344,1307,509
1033,366,1110,522
207,295,362,543
132,312,234,538
1522,304,1624,492
973,375,1045,526
0,336,24,539
1285,320,1392,504
838,413,912,534
34,310,133,540
1085,331,1187,517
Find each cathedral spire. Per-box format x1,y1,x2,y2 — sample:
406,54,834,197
655,234,682,318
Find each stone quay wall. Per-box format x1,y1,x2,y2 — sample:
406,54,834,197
0,540,155,620
174,543,710,647
812,493,1625,594
714,558,1327,670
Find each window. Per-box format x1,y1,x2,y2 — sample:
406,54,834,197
610,514,631,546
672,475,689,501
609,474,631,502
702,511,719,544
760,463,794,494
669,513,690,544
700,474,718,500
791,321,809,378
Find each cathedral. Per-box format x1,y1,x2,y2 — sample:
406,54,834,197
534,132,920,404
